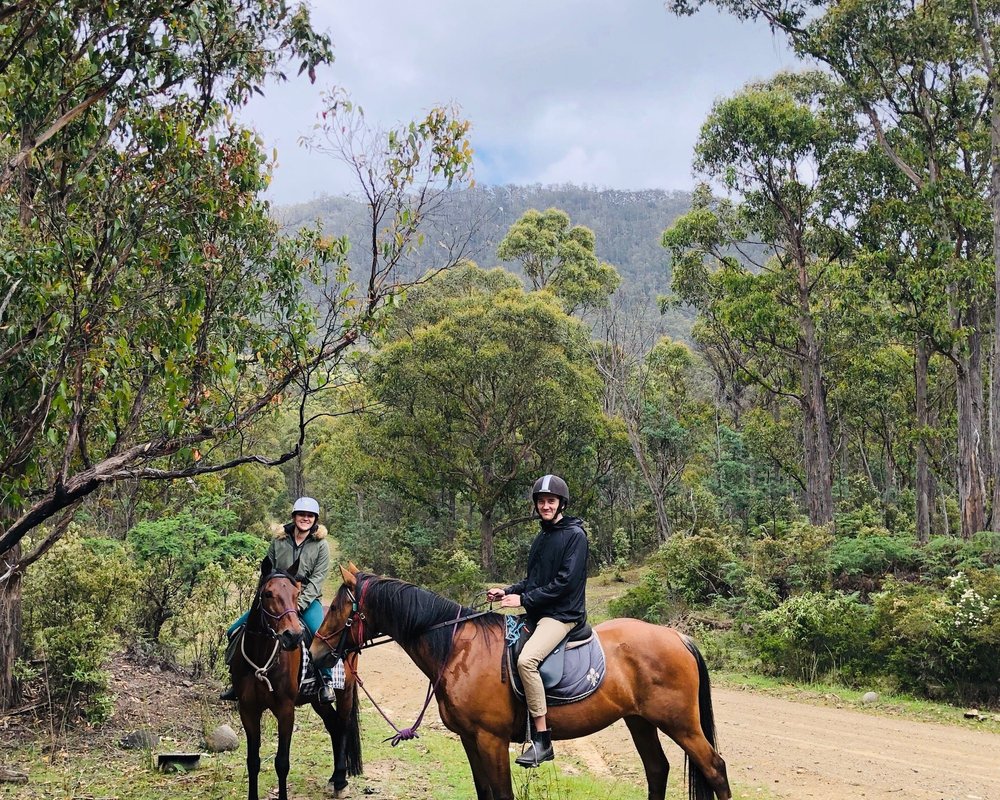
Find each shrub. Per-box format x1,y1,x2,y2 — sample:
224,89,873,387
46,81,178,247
164,557,259,679
828,534,922,592
654,531,744,605
608,571,679,622
873,571,1000,705
919,533,1000,580
750,591,878,684
22,528,141,722
127,512,266,642
426,550,485,605
750,519,834,596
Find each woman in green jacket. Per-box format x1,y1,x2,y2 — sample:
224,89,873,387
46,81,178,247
220,496,335,702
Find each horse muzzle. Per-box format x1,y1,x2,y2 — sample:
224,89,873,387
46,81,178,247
278,629,304,651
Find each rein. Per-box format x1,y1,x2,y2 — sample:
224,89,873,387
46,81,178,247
350,579,472,747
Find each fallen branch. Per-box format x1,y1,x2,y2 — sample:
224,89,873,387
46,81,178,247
0,766,28,784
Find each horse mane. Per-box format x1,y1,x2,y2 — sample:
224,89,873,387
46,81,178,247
355,573,502,667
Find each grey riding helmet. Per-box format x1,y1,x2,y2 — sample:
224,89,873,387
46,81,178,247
531,474,569,512
292,496,320,517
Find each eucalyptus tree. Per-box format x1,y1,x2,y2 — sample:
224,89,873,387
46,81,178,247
497,207,621,313
363,264,605,577
668,0,996,537
0,1,473,708
664,72,856,526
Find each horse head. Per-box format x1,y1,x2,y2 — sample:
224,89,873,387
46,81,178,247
310,562,367,668
257,555,306,651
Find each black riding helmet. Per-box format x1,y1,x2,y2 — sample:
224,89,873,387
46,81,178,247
531,474,570,514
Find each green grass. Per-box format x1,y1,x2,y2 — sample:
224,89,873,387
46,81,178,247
0,703,698,800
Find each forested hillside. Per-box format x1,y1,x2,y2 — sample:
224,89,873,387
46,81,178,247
277,185,696,341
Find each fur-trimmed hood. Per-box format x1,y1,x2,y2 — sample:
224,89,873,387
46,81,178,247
271,521,328,540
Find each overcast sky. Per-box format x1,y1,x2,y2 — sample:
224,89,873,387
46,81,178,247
239,1,794,205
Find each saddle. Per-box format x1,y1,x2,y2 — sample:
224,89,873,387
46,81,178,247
502,616,606,706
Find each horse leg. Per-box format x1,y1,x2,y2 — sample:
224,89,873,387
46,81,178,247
459,733,492,800
660,723,731,800
625,716,670,800
471,730,515,800
239,701,264,800
274,703,296,800
313,698,349,797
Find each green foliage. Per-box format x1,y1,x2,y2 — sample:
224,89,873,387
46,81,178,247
828,535,922,590
22,528,140,722
750,520,834,596
751,591,878,684
497,208,621,311
359,263,606,576
425,550,486,606
919,533,1000,580
127,512,266,642
163,558,259,679
653,532,743,605
608,572,677,623
873,572,1000,704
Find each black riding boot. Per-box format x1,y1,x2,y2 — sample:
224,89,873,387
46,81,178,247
515,730,554,767
219,685,238,701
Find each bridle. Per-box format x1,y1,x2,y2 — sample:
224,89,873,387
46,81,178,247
236,570,303,692
312,586,367,663
314,575,491,746
257,571,302,639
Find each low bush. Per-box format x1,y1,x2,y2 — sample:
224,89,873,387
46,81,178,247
750,591,878,684
22,528,141,722
873,571,1000,705
654,530,744,605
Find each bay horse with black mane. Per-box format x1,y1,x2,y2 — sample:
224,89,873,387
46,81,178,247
230,556,362,800
311,565,731,800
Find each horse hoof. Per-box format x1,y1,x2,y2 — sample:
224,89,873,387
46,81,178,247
325,782,351,798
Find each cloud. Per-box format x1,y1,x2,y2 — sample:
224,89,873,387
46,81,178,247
239,1,793,204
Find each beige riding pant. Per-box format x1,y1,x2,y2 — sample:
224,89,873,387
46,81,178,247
517,617,576,719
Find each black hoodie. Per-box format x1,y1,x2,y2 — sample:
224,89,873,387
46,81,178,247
505,515,588,625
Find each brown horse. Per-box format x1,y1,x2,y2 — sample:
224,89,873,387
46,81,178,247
311,566,731,800
231,557,362,800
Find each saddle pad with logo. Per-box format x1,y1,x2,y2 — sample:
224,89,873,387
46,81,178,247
504,617,606,705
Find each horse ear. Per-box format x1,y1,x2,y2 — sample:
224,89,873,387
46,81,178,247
260,555,273,578
340,564,357,587
346,561,359,575
289,557,301,580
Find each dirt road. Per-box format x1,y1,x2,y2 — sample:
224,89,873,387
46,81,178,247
359,643,1000,800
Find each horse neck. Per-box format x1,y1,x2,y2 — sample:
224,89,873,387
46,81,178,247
361,579,456,680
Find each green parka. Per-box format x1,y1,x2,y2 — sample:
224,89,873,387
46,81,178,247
266,522,330,611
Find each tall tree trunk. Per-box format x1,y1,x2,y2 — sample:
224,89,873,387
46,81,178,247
990,97,1000,532
970,0,1000,533
479,508,495,579
915,335,932,544
0,544,23,711
955,334,986,539
798,276,834,526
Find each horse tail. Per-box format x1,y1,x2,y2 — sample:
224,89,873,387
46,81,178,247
345,680,363,776
682,636,717,800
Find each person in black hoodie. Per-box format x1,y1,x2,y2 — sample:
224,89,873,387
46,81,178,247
487,474,588,768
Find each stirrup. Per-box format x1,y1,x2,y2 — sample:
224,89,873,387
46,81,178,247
515,739,554,768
